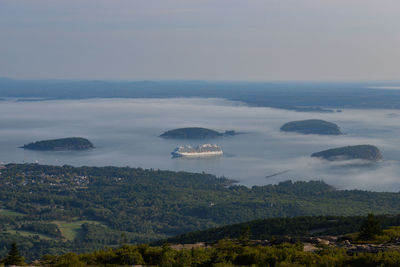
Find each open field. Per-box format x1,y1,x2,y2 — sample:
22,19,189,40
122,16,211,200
5,230,54,241
53,220,104,240
0,209,25,217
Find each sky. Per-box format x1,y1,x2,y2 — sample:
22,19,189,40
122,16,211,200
0,0,399,81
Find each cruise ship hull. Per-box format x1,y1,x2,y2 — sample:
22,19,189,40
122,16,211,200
172,151,223,157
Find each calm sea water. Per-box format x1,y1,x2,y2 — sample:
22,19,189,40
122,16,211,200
1,98,400,191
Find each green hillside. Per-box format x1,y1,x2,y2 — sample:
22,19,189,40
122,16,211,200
1,164,400,259
161,214,400,244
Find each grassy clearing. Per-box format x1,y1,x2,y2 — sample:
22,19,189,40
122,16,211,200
6,230,54,240
53,220,104,241
0,209,25,217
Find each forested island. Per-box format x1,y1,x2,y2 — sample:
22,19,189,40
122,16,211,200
21,137,94,151
1,164,400,259
280,119,342,135
160,127,237,139
311,145,382,161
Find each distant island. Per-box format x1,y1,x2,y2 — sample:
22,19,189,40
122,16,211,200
280,119,342,135
160,127,237,139
22,137,94,151
311,145,382,161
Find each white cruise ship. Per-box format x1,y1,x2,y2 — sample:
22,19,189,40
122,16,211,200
172,144,223,157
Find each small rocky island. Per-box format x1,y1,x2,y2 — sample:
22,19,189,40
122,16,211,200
280,119,342,135
311,145,382,161
22,137,94,151
160,127,237,139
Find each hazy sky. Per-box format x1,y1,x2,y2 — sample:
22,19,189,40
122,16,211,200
1,0,399,80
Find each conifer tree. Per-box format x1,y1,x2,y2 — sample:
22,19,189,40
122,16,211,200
358,213,382,240
239,225,251,245
3,242,25,266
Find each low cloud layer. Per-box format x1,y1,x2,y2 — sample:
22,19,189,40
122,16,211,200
1,98,400,191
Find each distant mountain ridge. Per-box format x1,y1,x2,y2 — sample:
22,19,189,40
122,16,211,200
3,79,400,110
